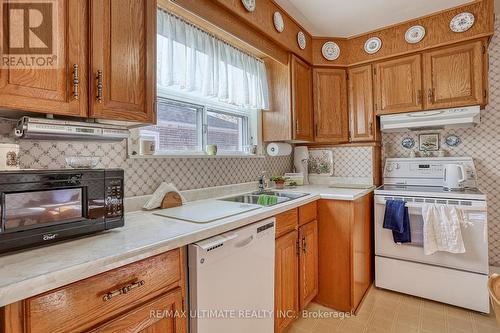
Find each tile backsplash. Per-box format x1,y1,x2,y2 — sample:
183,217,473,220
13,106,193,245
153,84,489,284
309,147,374,180
382,19,500,266
0,120,292,197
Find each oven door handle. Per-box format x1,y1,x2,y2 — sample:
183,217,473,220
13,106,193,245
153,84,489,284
376,200,487,212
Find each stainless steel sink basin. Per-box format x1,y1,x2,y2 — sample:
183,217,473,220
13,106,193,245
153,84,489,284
251,191,308,200
219,191,308,207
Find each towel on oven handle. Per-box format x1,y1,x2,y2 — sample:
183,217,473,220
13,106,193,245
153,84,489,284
383,200,411,244
422,204,466,255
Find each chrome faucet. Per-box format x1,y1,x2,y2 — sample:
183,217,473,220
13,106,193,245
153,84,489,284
258,171,268,193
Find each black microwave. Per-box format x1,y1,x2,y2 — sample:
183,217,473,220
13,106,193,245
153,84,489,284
0,169,124,254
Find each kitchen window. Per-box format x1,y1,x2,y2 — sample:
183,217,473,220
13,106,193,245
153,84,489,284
130,9,269,157
138,96,251,155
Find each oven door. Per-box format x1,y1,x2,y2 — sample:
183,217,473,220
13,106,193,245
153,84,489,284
375,195,488,274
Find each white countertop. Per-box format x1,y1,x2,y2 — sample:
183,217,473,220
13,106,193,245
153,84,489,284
0,185,373,307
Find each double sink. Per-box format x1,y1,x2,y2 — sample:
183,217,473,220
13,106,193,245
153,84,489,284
219,191,308,207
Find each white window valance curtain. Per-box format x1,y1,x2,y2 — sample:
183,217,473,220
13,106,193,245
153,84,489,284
157,10,270,110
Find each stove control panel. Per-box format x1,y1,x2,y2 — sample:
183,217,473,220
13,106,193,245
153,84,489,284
384,157,477,188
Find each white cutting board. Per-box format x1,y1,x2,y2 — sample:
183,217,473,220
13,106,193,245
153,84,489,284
153,200,262,223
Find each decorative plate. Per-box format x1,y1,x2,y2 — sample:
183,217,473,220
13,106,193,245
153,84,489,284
321,42,340,61
241,0,256,12
401,137,416,149
450,12,475,33
445,134,461,147
273,11,284,33
297,31,306,50
405,25,426,44
364,37,382,54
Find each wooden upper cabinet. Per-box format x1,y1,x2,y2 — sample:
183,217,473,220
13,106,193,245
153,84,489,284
298,220,318,310
313,68,348,143
275,230,299,333
374,54,422,115
348,65,377,142
0,0,88,116
291,55,314,141
423,41,485,110
90,0,156,122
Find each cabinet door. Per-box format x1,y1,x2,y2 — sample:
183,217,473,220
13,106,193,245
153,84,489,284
298,220,318,310
352,194,373,310
313,68,348,143
423,41,485,110
90,0,156,122
291,55,314,141
275,230,299,333
349,65,377,142
374,55,422,115
0,0,88,116
90,289,184,333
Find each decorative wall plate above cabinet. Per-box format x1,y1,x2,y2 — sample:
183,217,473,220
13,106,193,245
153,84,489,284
274,11,284,32
241,0,256,12
450,12,475,32
321,42,340,61
405,25,426,44
364,37,382,54
297,31,307,49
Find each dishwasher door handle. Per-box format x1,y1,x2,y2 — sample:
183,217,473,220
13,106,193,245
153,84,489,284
234,235,254,248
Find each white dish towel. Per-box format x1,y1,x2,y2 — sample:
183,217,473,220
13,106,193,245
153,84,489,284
422,204,466,255
143,182,186,210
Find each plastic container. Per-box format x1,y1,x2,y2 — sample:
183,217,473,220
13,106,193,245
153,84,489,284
488,274,500,327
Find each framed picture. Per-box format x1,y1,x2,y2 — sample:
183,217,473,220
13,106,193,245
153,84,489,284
419,133,439,151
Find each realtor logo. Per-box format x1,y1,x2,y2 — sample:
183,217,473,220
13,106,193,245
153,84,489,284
1,0,58,68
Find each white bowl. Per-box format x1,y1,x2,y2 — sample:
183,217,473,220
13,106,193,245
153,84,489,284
65,156,99,169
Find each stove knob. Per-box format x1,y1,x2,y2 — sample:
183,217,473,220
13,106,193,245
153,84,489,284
387,164,393,172
395,163,401,170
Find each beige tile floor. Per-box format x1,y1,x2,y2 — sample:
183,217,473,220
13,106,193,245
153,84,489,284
289,286,500,333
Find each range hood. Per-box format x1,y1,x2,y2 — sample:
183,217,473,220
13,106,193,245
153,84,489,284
14,117,130,141
380,106,480,132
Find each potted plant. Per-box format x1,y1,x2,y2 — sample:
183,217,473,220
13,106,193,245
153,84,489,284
271,176,287,189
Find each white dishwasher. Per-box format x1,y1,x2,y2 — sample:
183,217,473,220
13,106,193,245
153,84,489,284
188,218,275,333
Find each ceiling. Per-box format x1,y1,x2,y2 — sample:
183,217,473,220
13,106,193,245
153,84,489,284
275,0,478,37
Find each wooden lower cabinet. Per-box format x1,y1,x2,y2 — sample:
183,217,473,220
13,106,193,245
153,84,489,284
298,220,318,310
315,194,373,313
275,230,299,333
274,204,318,333
1,249,186,333
90,289,184,333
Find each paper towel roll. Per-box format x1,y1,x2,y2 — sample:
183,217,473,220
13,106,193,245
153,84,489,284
266,142,292,156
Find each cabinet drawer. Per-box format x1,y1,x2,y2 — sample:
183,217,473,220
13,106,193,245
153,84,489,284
90,288,184,333
26,249,182,333
299,201,317,226
275,209,298,238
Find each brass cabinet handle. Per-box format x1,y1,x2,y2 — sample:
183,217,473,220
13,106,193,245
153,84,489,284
102,280,145,302
417,89,422,104
302,237,307,253
295,119,300,133
96,70,103,103
369,122,373,136
72,64,79,100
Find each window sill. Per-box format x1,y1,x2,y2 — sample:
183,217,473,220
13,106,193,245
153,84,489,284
127,153,266,159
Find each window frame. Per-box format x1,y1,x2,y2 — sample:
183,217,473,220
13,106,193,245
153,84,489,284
133,88,259,157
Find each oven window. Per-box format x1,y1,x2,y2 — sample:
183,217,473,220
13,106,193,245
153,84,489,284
4,188,83,230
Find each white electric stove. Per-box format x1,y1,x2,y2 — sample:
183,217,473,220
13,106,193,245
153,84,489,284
374,157,489,313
